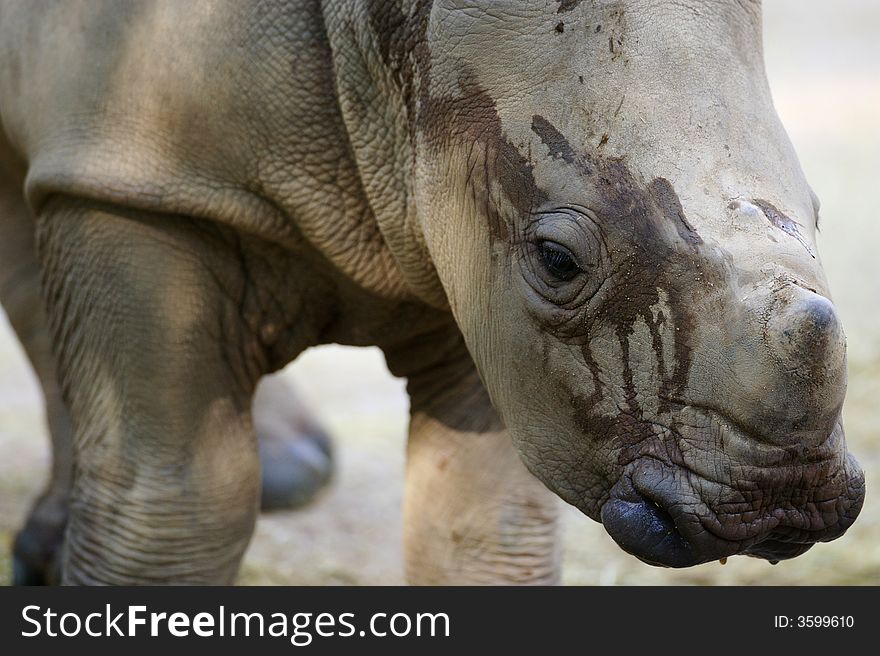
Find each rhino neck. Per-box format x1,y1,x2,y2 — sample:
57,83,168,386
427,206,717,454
320,0,448,310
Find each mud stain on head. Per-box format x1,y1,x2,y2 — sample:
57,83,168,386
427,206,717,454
531,115,578,165
557,0,583,13
419,73,548,242
650,178,703,247
530,115,715,449
752,198,816,258
367,1,549,245
374,3,548,243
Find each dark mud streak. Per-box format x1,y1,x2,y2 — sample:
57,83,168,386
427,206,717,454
420,75,547,242
645,309,670,413
531,115,579,166
579,342,605,413
530,115,710,461
616,327,641,415
650,178,703,246
752,198,815,258
556,0,583,13
366,0,406,70
366,0,433,139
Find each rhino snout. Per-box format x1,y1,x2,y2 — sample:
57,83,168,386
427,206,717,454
728,283,849,446
764,286,847,441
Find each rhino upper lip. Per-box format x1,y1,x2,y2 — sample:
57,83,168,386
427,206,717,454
658,397,844,466
616,407,849,549
624,466,830,563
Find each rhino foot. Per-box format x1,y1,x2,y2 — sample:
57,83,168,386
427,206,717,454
12,493,67,586
253,373,335,512
258,426,333,512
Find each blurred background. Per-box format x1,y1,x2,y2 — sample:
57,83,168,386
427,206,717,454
1,0,878,585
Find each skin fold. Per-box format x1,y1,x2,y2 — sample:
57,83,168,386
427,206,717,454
0,0,865,584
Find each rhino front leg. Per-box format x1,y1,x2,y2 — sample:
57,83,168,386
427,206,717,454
400,345,560,585
0,163,71,585
3,259,73,586
36,199,281,585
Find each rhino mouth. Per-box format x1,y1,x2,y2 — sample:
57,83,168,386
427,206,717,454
598,412,865,568
600,477,829,568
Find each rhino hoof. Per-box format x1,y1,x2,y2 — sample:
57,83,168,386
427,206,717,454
259,429,333,511
13,554,45,586
12,508,66,586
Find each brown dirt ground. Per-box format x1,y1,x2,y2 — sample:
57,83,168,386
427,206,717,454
1,0,878,585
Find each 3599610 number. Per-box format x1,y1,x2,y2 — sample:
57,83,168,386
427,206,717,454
797,616,854,628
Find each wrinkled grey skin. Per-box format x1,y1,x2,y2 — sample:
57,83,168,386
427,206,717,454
0,0,865,584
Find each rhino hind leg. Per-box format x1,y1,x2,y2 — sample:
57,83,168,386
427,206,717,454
253,373,333,511
0,155,71,585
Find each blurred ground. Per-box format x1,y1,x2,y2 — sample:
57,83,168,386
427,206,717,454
1,1,878,585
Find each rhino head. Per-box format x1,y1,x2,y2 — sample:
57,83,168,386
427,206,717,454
385,0,866,567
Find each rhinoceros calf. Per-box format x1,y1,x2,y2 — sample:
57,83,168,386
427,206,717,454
0,0,865,584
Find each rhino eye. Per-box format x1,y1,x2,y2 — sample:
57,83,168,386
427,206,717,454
538,241,581,280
